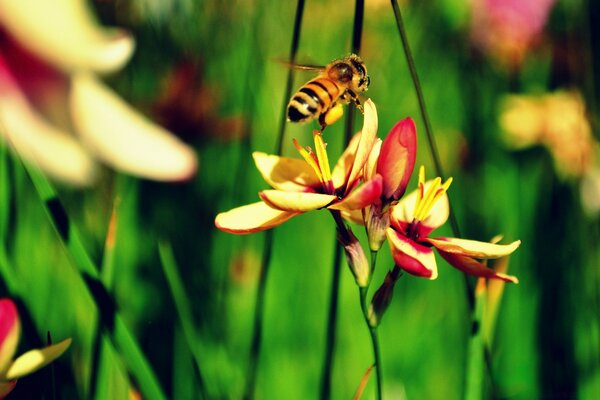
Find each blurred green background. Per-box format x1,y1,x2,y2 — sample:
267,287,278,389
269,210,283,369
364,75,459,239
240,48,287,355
1,0,599,399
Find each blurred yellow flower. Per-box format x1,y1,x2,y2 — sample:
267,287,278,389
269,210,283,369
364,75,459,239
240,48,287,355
0,0,197,185
500,90,594,178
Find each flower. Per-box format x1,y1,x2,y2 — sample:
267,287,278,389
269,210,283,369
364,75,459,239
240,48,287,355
385,166,520,282
0,0,197,185
470,0,556,68
500,90,594,178
215,99,381,234
0,298,71,398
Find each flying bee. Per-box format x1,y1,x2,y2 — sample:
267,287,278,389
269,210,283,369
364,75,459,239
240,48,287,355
286,54,370,130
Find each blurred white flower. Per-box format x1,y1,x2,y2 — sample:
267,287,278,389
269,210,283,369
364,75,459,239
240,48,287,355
0,0,197,185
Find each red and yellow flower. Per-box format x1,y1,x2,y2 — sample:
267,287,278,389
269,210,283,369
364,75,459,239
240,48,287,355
0,298,71,398
386,166,520,282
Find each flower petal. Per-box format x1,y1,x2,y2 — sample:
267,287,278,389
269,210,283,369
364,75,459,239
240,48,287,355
390,180,449,235
215,202,299,234
436,251,519,283
331,132,361,189
376,117,417,200
427,237,521,259
0,0,135,73
5,338,71,380
0,56,97,185
252,152,319,191
0,299,20,375
346,99,378,190
364,138,382,182
386,228,438,279
70,73,197,181
259,190,336,212
329,175,382,211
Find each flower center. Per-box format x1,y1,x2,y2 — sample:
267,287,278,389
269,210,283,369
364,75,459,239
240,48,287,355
408,165,452,240
293,131,335,194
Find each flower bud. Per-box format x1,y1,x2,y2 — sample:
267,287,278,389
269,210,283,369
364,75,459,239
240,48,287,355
368,268,401,327
366,203,390,252
338,226,370,287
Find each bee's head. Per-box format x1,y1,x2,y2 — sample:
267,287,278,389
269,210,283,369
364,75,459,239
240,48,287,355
347,54,369,92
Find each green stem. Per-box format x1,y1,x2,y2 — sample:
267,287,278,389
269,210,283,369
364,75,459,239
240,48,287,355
359,287,382,400
319,241,343,400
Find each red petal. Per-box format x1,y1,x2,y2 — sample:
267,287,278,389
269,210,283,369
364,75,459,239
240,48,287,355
437,251,519,283
386,229,438,279
376,118,417,201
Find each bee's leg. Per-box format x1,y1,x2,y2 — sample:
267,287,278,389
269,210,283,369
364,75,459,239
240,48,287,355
320,103,345,130
343,90,364,113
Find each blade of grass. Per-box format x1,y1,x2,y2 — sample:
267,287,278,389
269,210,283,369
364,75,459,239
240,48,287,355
23,161,167,400
158,240,208,398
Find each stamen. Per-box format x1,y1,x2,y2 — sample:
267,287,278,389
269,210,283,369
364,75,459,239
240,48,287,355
313,132,335,193
293,138,323,183
411,166,453,222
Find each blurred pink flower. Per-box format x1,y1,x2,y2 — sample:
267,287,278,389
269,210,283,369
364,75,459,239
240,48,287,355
0,298,71,398
0,0,197,185
470,0,556,68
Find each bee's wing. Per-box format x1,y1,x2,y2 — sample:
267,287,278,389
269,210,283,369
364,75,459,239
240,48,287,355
275,59,326,72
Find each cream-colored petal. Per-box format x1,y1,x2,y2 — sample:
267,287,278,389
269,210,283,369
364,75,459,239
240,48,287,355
252,152,319,191
427,237,521,259
70,73,197,181
364,139,382,182
215,201,299,234
346,99,378,189
5,338,71,380
386,228,438,279
0,0,134,73
0,87,96,185
260,190,335,212
390,180,449,231
331,132,361,189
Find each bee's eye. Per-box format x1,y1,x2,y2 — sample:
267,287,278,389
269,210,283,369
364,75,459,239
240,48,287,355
330,63,352,82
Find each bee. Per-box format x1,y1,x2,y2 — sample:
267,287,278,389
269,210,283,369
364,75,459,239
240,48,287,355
286,54,370,130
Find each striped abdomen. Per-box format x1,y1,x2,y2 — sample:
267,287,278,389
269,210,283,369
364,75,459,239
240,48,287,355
287,77,342,123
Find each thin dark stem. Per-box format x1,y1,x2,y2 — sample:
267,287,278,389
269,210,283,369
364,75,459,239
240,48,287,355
390,0,474,306
320,241,343,400
360,287,382,400
320,1,366,397
244,2,306,398
244,230,274,400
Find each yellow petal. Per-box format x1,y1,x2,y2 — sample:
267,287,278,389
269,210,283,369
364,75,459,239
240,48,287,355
5,338,71,380
215,202,298,234
70,73,197,181
0,84,96,185
252,152,319,191
427,237,521,259
346,99,378,189
437,251,519,283
259,190,335,212
0,0,134,73
364,139,382,182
